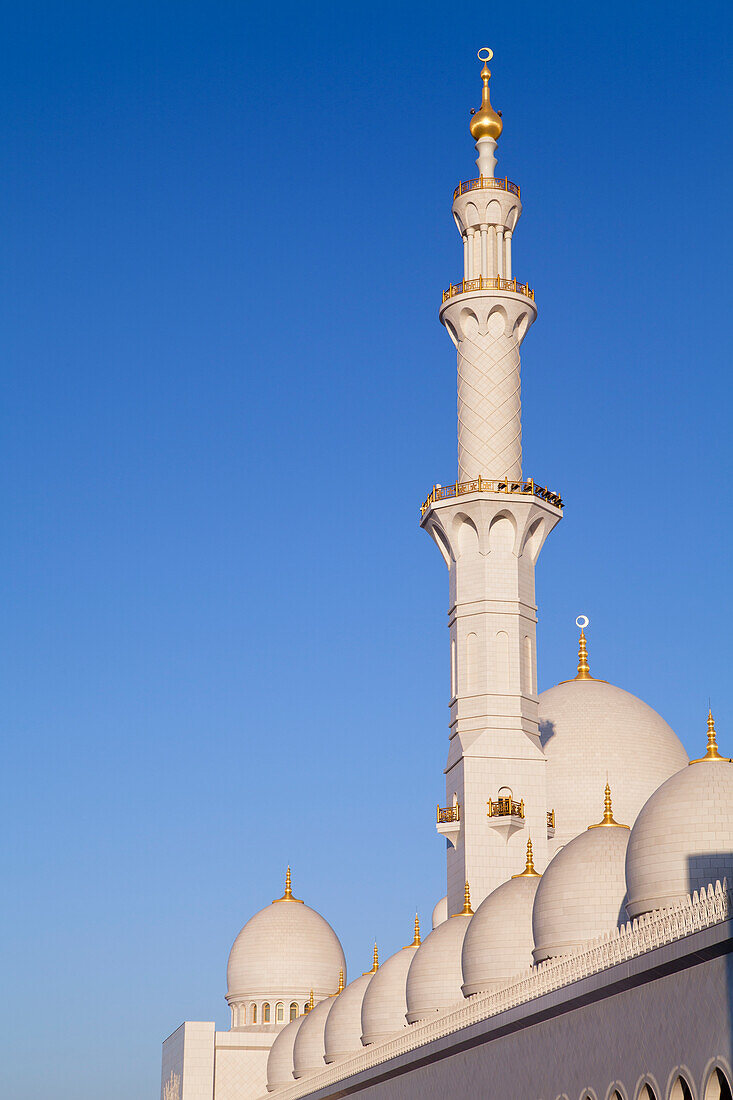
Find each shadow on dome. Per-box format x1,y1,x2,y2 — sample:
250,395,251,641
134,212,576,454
687,853,733,901
538,717,558,750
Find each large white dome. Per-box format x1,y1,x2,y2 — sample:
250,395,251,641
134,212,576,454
462,846,540,995
266,1015,305,1091
405,912,471,1023
292,996,334,1079
539,672,687,850
532,794,630,962
360,943,419,1046
323,972,373,1064
626,718,733,918
227,872,346,1003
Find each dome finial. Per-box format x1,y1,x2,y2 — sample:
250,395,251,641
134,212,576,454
469,48,503,146
364,941,379,974
460,880,474,915
574,615,593,680
338,967,344,992
588,782,629,829
405,912,421,948
305,989,314,1013
273,865,303,903
512,835,541,877
690,707,728,763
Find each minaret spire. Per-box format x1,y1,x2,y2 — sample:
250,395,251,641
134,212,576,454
470,48,503,178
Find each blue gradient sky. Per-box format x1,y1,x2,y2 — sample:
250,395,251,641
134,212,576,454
1,2,731,1097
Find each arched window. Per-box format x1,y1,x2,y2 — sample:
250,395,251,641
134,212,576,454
275,1002,284,1023
639,1085,657,1100
303,1002,309,1014
670,1078,693,1100
262,1002,271,1023
251,1003,257,1024
289,1001,298,1021
705,1070,733,1100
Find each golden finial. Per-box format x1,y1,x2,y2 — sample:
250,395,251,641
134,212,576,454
460,880,474,915
512,836,541,877
588,782,629,829
338,968,344,992
305,990,314,1013
469,48,503,143
574,615,592,680
690,708,729,763
362,941,379,975
273,865,303,903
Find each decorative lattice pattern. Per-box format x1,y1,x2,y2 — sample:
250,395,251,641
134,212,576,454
457,326,521,482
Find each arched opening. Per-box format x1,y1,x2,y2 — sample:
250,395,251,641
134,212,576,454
523,634,533,694
494,630,510,689
263,1002,271,1023
639,1085,657,1100
705,1070,732,1100
289,1002,298,1021
275,1002,284,1024
303,1002,309,1014
465,632,477,691
251,1003,258,1024
670,1079,693,1100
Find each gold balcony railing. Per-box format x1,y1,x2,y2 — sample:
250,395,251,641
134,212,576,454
437,804,460,824
547,810,556,830
453,176,521,201
442,275,534,304
421,477,563,516
488,797,525,819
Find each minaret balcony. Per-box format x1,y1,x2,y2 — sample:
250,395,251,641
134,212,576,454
436,804,461,848
442,275,534,304
453,176,521,200
421,477,563,517
487,793,525,838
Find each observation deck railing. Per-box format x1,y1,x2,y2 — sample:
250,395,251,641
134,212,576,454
488,797,525,819
437,804,460,824
421,478,563,517
453,176,521,200
442,275,534,304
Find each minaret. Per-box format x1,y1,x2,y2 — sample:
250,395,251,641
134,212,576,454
422,50,563,914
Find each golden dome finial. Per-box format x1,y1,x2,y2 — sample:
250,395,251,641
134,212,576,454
461,880,474,915
512,835,541,877
588,782,629,829
469,48,503,144
273,865,303,903
364,942,379,974
405,912,421,948
338,967,344,992
574,615,593,680
690,707,728,763
305,990,314,1013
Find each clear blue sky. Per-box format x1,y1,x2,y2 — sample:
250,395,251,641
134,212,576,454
1,2,731,1097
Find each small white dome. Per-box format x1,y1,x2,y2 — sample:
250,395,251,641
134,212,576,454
626,723,733,918
266,1015,306,1091
462,860,540,995
539,675,687,850
532,805,630,963
323,973,373,1064
227,872,346,1004
432,895,448,929
360,945,418,1046
292,997,334,1079
405,914,471,1023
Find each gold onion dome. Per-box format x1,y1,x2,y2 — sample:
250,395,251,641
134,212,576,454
469,48,503,143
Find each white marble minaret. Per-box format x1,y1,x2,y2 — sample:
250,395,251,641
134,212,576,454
421,50,563,915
